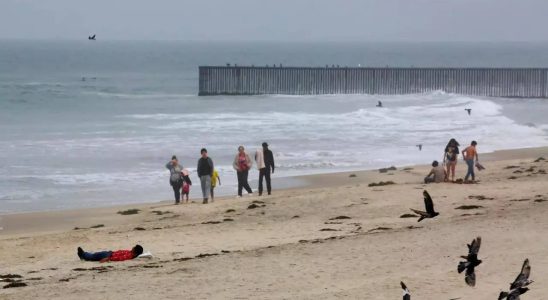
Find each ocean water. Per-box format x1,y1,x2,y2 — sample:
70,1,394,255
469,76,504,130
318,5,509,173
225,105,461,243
1,41,548,214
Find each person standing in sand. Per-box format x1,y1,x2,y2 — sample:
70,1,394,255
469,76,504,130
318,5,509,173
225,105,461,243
255,142,275,196
166,155,183,204
181,168,192,203
443,138,460,182
197,148,214,204
233,146,253,197
462,141,479,182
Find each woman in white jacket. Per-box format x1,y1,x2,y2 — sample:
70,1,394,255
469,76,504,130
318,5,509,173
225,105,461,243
233,146,253,197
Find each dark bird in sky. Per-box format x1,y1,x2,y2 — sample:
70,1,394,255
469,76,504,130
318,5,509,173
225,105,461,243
416,144,422,151
458,236,482,287
400,281,410,300
88,34,96,40
465,108,472,115
376,101,383,107
498,259,533,300
410,190,439,222
498,287,529,300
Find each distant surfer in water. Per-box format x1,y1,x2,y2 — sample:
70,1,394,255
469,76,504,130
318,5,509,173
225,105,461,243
376,101,383,107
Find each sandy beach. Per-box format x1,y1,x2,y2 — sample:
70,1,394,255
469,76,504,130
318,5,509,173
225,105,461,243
1,147,547,299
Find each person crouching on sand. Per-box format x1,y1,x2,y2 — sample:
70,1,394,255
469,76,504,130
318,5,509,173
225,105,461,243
77,245,143,262
424,160,447,184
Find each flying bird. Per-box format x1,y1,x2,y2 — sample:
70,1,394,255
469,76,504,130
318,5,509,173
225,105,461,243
498,287,529,300
416,144,422,151
400,281,410,300
410,190,439,222
458,236,482,287
465,108,472,115
88,34,96,40
498,259,533,300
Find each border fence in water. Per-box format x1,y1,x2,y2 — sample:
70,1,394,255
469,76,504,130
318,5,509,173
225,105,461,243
198,66,548,98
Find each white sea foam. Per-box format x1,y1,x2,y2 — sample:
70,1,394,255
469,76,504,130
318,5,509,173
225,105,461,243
2,92,548,213
88,92,194,99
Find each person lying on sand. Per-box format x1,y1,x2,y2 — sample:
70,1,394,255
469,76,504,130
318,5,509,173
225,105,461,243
77,245,143,262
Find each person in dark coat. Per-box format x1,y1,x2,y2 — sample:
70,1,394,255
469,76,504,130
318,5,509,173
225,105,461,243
197,148,214,204
166,155,183,204
255,142,275,196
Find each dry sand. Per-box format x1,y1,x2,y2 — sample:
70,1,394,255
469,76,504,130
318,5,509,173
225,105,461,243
1,147,547,299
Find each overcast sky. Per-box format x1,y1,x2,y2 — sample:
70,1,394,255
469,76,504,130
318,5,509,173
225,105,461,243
2,0,548,42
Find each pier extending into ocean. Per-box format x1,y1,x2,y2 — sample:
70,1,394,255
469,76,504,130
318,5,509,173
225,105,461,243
198,66,548,98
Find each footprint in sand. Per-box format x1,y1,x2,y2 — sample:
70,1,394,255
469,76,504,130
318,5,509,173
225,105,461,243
461,213,485,216
455,205,484,210
319,228,339,232
202,221,222,224
367,227,392,233
328,216,351,220
468,195,494,200
400,213,418,218
248,203,266,209
3,282,27,289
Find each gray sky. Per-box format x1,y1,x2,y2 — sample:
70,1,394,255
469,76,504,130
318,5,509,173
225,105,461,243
2,0,548,41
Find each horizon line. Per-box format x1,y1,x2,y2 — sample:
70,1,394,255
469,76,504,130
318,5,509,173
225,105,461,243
1,38,548,44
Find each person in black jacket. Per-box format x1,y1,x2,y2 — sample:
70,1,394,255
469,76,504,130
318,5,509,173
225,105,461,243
166,155,183,204
197,148,214,204
255,142,275,196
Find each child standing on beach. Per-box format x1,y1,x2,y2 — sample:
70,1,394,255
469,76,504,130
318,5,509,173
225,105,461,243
182,181,190,203
210,169,221,202
181,169,192,203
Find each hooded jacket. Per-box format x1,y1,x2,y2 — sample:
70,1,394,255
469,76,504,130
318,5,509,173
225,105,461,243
233,152,252,172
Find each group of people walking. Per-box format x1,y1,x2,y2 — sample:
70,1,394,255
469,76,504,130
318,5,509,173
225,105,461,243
425,138,480,184
166,143,275,204
233,142,275,197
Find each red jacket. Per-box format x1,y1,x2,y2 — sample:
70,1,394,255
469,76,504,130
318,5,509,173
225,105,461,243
109,250,135,261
